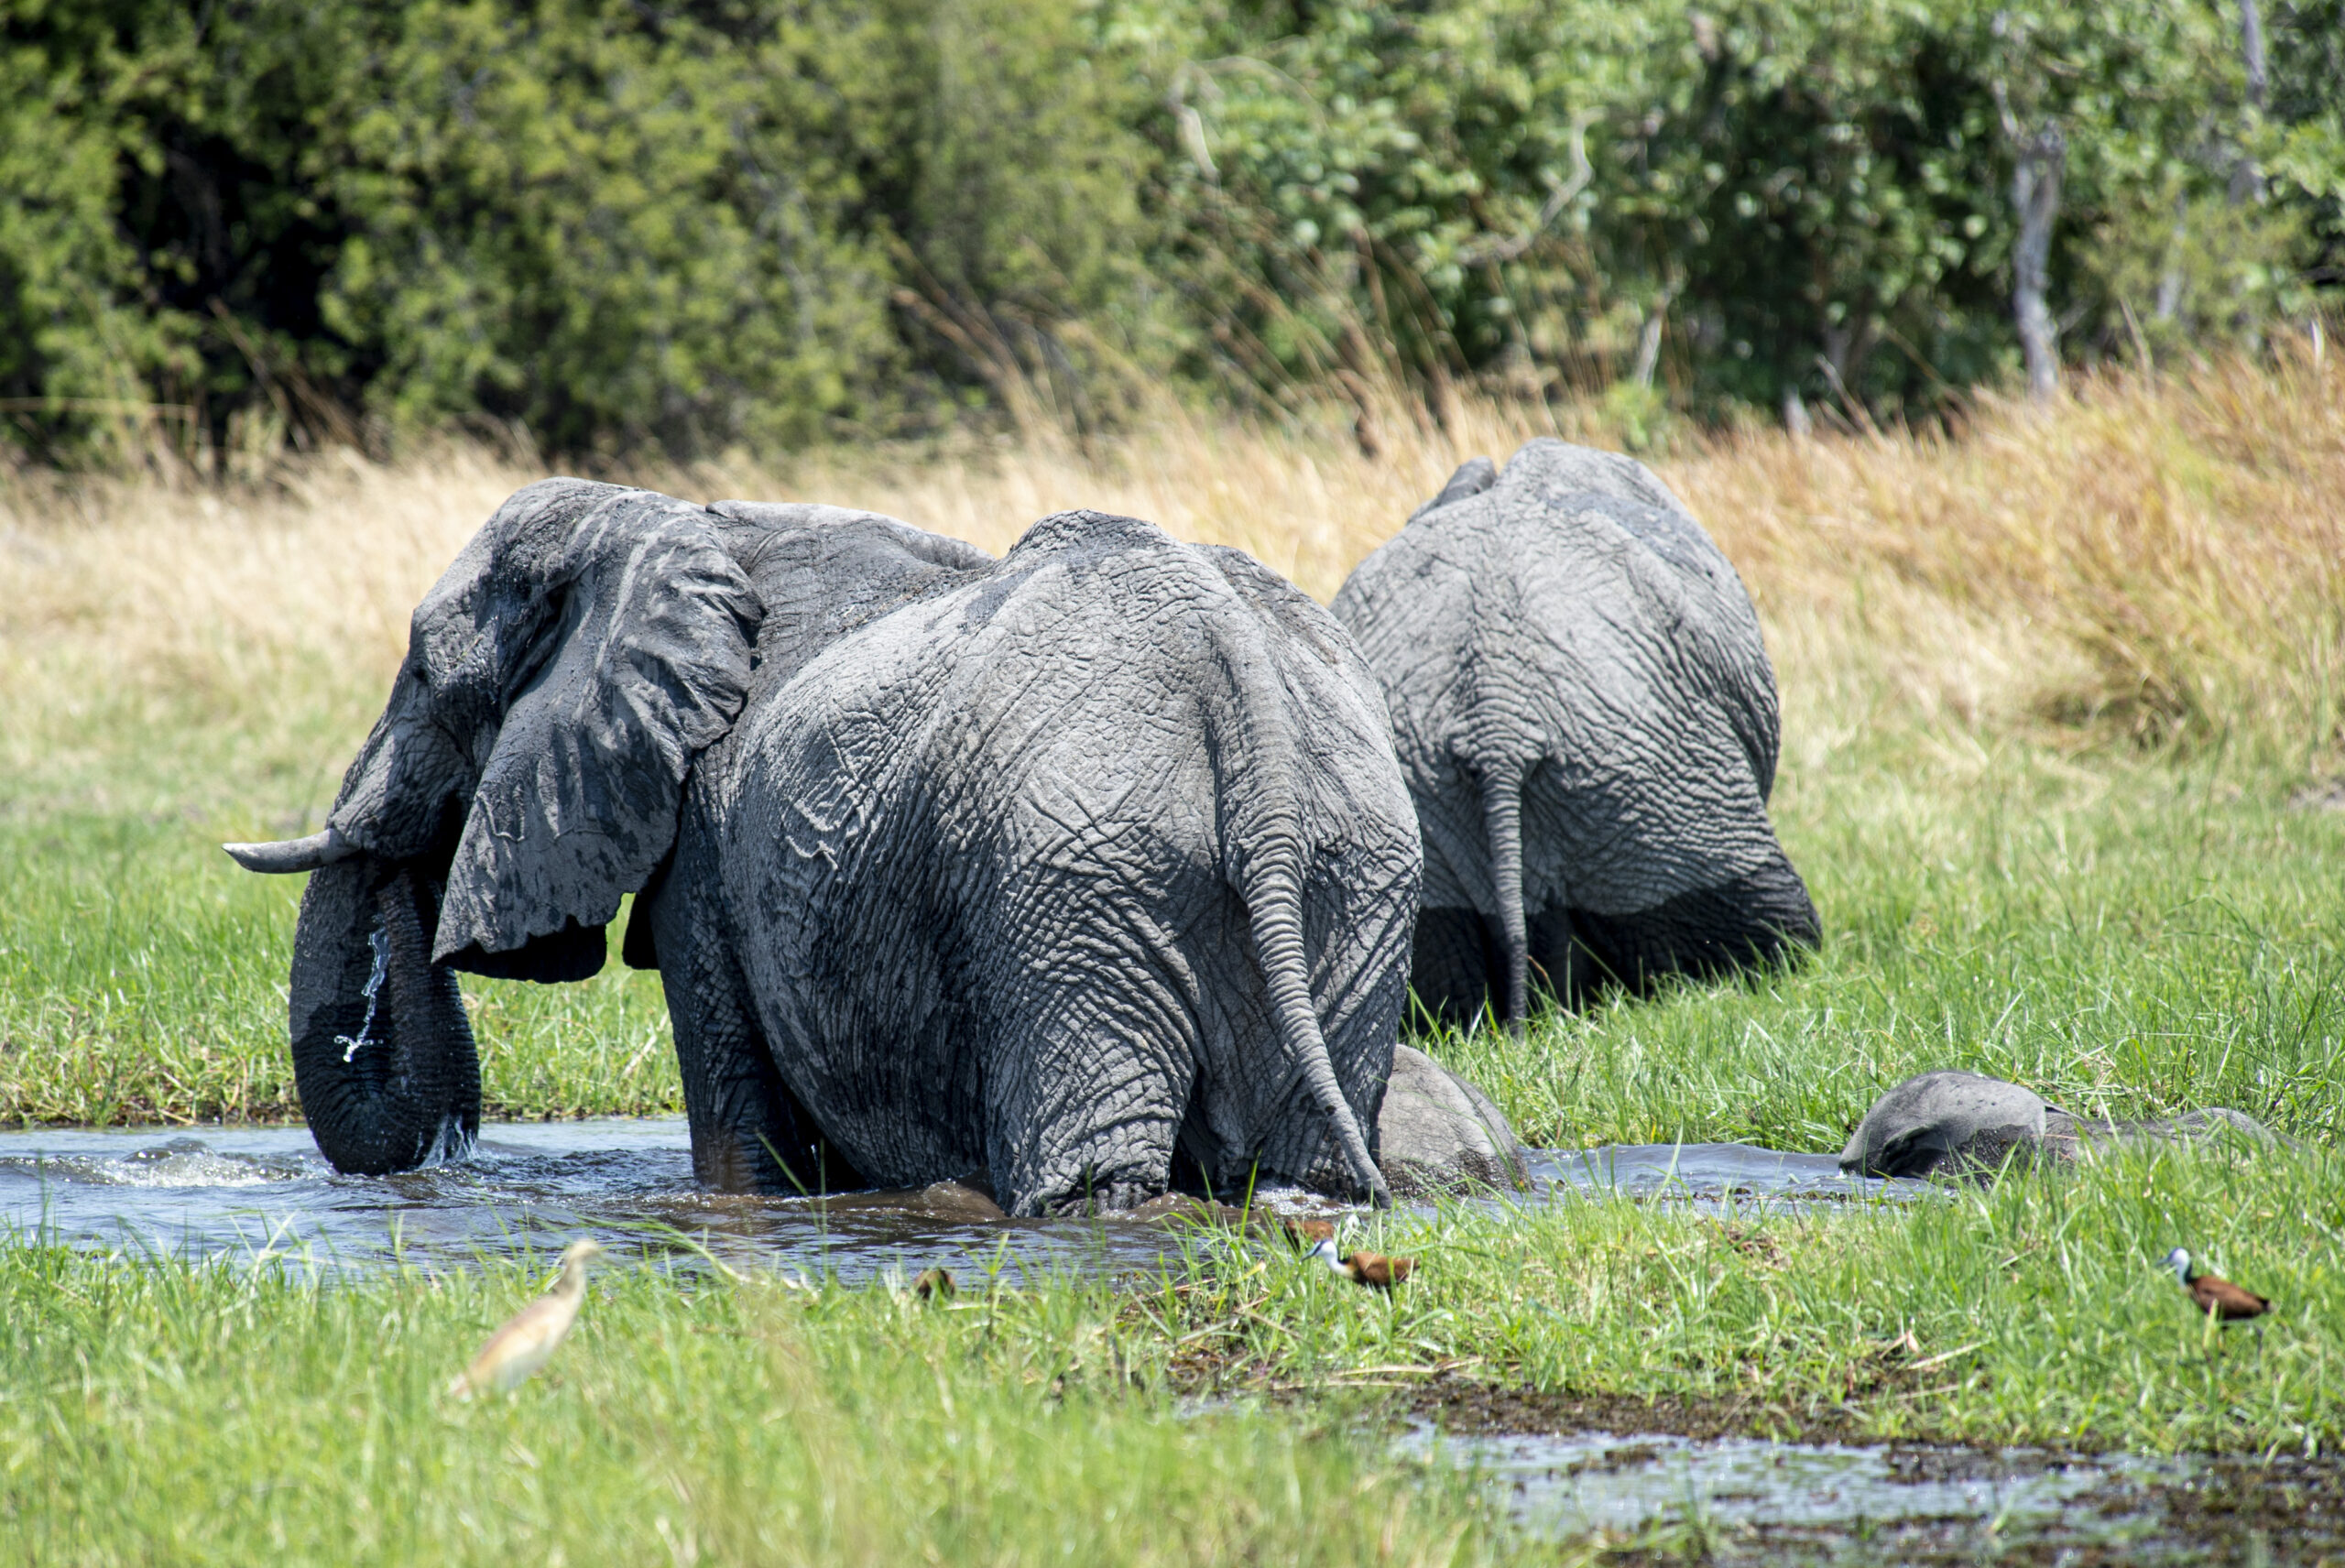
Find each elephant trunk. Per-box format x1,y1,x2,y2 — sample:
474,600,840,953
1479,759,1531,1029
1244,848,1393,1209
288,856,480,1175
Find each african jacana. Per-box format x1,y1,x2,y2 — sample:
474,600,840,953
2162,1248,2269,1323
451,1237,605,1398
913,1267,956,1300
1309,1236,1413,1290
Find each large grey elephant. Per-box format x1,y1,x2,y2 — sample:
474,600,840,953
228,482,1424,1215
1329,439,1821,1025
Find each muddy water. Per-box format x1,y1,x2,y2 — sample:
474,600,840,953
0,1117,1184,1281
1412,1428,2210,1564
0,1119,1920,1279
1533,1141,1926,1207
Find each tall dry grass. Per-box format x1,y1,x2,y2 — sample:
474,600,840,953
3,341,2341,826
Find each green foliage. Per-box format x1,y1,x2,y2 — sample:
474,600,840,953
0,0,1171,463
3,0,2340,458
0,817,681,1127
1169,0,2341,417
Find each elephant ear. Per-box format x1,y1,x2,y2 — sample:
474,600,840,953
1407,456,1498,523
431,494,760,979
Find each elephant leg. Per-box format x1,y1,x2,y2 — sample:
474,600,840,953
1528,903,1607,1008
638,857,860,1195
982,996,1191,1216
1408,906,1500,1028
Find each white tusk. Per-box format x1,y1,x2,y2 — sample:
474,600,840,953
222,828,358,874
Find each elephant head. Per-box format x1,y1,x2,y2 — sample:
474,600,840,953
226,480,760,1172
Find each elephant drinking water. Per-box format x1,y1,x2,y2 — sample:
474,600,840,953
229,482,1424,1215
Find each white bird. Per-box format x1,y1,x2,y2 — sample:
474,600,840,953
450,1238,605,1398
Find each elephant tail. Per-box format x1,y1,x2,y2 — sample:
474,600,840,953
1195,558,1391,1207
1480,759,1531,1028
1238,844,1393,1209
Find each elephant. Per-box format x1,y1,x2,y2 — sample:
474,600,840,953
1376,1045,1530,1198
227,481,1426,1216
1839,1069,2282,1181
1329,438,1821,1026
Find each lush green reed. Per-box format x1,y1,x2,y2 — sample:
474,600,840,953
0,816,680,1126
1434,748,2345,1154
1148,1138,2345,1456
0,1245,1512,1567
4,1128,2335,1568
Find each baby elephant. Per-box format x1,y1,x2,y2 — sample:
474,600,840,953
1841,1070,2281,1181
1332,439,1819,1025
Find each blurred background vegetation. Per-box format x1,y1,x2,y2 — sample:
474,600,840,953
3,0,2340,468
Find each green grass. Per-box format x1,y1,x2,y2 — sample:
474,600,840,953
13,738,2345,1149
0,1245,1513,1566
4,1129,2337,1561
1150,1138,2345,1456
1437,746,2345,1154
0,816,681,1125
9,519,2345,1554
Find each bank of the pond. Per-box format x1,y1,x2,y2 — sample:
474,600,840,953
1136,1138,2343,1457
16,1129,2329,1454
4,1125,2339,1563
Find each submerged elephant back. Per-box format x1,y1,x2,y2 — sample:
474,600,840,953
716,510,1419,1212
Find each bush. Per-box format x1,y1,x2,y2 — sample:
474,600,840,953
0,0,2338,463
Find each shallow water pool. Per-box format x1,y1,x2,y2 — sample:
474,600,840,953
0,1118,1920,1279
1409,1426,2207,1563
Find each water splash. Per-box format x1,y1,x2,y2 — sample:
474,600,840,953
333,924,390,1064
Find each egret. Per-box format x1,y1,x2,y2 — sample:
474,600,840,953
451,1238,605,1398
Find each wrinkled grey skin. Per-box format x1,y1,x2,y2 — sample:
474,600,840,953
1329,439,1820,1024
230,483,1422,1215
1376,1045,1530,1198
1840,1070,2282,1181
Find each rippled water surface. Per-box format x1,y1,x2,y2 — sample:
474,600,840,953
0,1118,1181,1281
0,1120,1921,1279
1534,1141,1925,1207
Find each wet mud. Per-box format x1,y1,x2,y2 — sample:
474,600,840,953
1401,1383,2344,1564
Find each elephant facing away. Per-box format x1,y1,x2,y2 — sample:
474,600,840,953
229,482,1421,1215
1329,439,1820,1026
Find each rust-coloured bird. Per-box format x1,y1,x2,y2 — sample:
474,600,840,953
1310,1236,1413,1290
912,1267,956,1301
1283,1218,1336,1247
2162,1248,2269,1323
450,1238,605,1398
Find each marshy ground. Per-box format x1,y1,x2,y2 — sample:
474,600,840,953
5,351,2345,1563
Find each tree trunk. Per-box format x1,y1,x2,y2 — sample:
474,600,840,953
2230,0,2268,203
2010,125,2066,401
